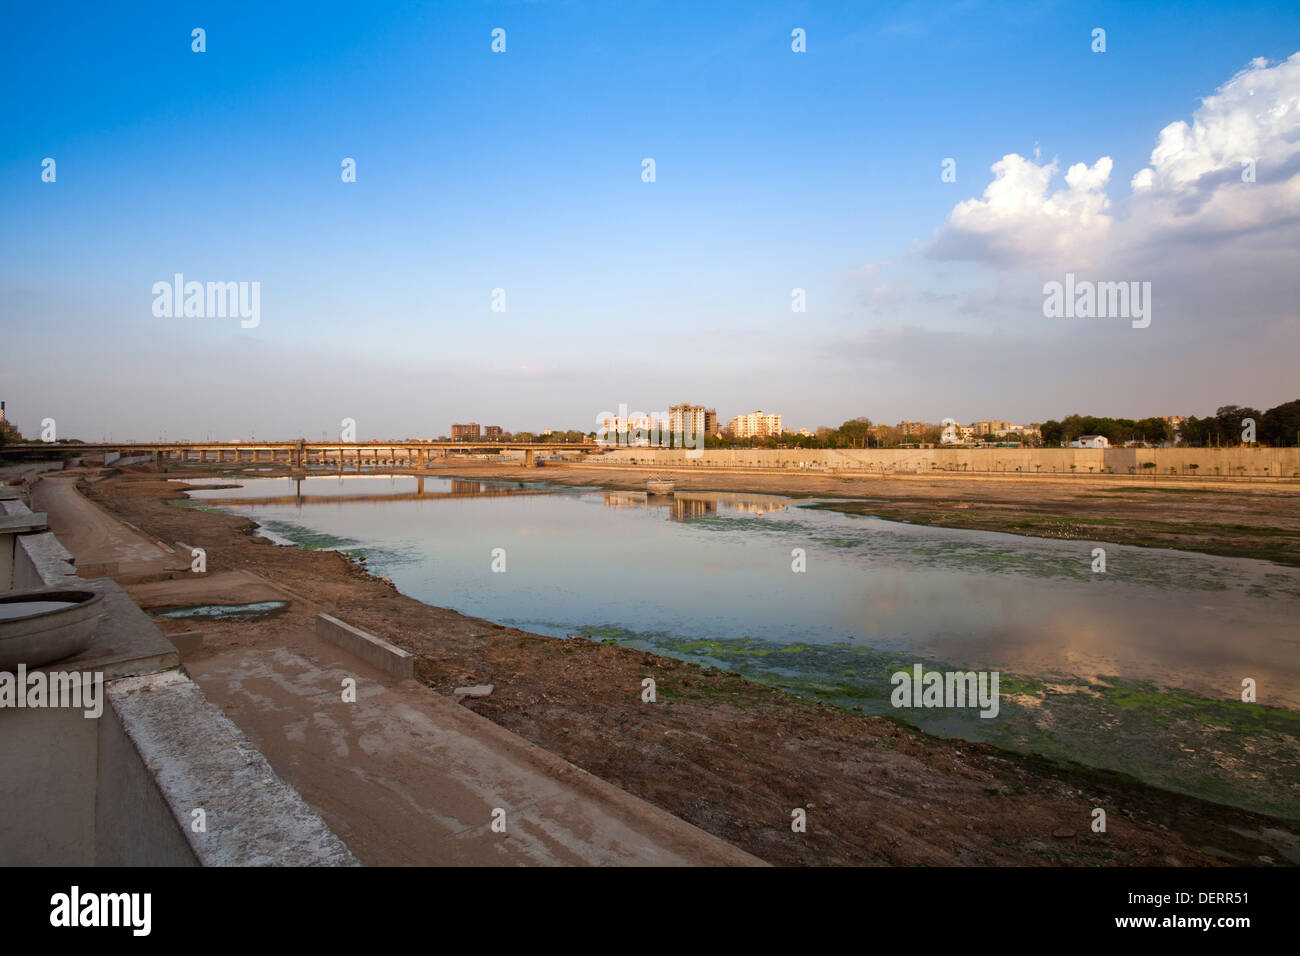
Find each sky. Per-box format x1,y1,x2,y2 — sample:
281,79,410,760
1,0,1298,440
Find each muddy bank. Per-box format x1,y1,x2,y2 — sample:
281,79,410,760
82,468,1299,865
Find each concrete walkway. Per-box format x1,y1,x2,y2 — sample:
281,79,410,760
35,473,763,866
179,618,759,864
32,475,181,577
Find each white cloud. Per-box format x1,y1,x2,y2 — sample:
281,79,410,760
930,153,1114,268
1133,54,1300,193
1124,53,1300,254
928,52,1300,273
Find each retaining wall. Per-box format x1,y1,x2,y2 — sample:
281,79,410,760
596,446,1300,477
1,491,356,866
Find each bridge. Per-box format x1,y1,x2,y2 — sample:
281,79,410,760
0,439,603,470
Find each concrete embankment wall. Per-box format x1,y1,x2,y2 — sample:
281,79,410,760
595,446,1300,477
1,491,356,866
316,613,414,680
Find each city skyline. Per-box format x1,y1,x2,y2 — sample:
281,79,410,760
3,2,1299,440
0,392,1280,443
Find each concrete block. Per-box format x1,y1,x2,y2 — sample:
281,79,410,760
314,613,414,680
454,684,494,699
107,671,357,866
165,630,204,654
75,561,118,579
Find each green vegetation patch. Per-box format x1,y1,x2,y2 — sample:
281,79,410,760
569,626,1300,821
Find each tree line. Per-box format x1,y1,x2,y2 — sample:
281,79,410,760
1040,400,1300,447
450,398,1300,449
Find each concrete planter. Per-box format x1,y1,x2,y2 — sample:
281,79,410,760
0,588,103,670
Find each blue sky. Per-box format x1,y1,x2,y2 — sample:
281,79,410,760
2,1,1298,440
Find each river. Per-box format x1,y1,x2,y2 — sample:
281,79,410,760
180,474,1300,819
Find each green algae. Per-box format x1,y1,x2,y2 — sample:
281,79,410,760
567,626,1299,821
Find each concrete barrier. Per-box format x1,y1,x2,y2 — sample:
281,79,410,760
2,504,356,866
594,445,1300,477
165,630,204,654
104,671,358,866
314,613,414,680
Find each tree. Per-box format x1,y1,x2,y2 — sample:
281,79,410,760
1261,399,1300,446
1133,417,1171,445
871,425,901,448
1210,405,1262,445
835,418,873,448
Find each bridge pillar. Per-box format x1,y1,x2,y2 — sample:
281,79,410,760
523,449,535,469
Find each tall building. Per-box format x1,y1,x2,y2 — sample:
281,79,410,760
897,421,936,437
727,410,783,439
451,423,481,440
669,403,718,439
971,420,1009,436
599,413,670,446
0,401,19,441
484,425,503,439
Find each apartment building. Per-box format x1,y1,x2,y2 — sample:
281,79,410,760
897,421,937,437
970,420,1009,436
599,412,670,446
727,410,783,439
484,425,503,439
669,403,719,439
451,422,481,440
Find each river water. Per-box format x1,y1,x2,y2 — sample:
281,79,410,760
180,474,1300,819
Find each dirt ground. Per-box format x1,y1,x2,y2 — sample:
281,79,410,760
80,464,1300,866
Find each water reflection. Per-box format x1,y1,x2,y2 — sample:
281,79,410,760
180,475,1300,709
197,475,551,510
603,491,788,521
179,473,1300,816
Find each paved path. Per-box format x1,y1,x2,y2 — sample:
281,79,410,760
36,474,763,866
32,475,180,576
180,615,760,865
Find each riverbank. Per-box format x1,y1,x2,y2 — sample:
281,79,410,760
429,460,1300,567
80,465,1299,865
